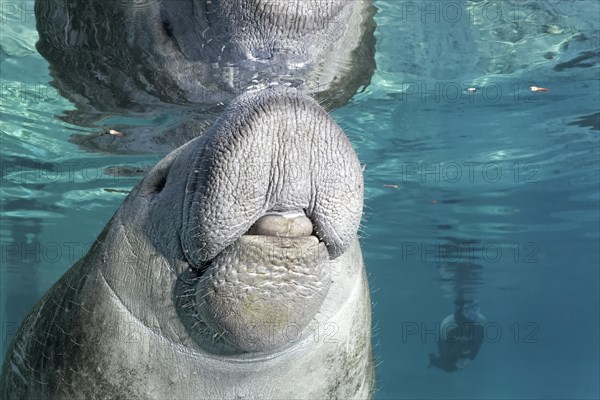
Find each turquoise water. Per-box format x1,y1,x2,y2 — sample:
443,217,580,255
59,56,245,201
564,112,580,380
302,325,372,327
1,1,599,398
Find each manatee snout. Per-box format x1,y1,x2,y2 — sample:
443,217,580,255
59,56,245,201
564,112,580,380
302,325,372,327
172,87,362,352
181,87,363,263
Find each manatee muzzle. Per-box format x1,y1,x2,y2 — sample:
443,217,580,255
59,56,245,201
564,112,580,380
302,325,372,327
195,212,331,352
180,88,362,353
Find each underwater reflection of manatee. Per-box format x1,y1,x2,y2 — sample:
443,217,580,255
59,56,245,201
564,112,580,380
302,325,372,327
34,0,377,154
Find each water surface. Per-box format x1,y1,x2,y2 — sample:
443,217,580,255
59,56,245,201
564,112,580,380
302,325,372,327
1,1,599,398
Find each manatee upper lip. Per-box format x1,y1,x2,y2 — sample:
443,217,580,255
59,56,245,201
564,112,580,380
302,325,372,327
180,87,363,267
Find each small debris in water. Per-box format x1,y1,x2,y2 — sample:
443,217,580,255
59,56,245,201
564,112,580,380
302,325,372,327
103,188,131,194
109,129,126,137
529,86,550,92
544,25,564,35
383,184,399,189
430,199,438,204
103,165,149,177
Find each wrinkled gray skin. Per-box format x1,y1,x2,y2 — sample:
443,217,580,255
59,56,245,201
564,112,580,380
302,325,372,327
1,88,373,399
35,0,376,153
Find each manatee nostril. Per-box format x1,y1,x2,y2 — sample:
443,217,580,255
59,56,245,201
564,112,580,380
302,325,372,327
162,19,174,38
153,176,167,193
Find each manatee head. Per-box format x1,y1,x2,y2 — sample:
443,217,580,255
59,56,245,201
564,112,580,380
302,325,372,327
137,86,363,353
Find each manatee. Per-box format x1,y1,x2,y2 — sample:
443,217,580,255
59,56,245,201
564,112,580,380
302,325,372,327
35,0,376,153
0,87,374,399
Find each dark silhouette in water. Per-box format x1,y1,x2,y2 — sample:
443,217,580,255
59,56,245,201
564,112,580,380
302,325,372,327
428,299,485,373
